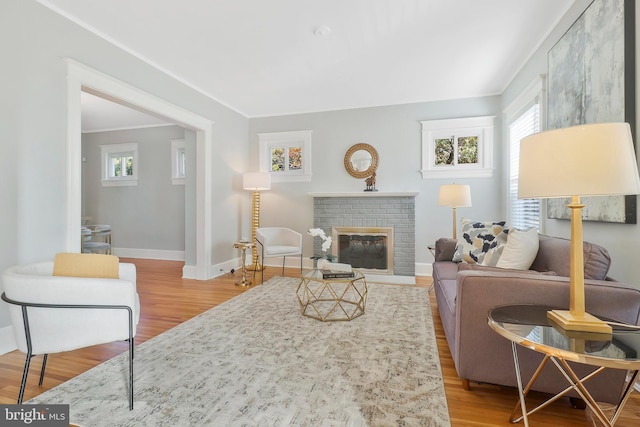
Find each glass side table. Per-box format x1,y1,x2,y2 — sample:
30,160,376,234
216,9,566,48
233,241,255,287
488,304,640,427
296,269,367,321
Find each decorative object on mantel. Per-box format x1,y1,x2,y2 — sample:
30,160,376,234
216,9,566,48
519,122,640,334
344,143,379,186
243,172,271,271
438,184,472,238
308,228,336,265
364,171,377,192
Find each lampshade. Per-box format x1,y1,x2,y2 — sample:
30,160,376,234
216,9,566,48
438,184,472,208
243,172,271,191
519,122,640,199
518,122,640,335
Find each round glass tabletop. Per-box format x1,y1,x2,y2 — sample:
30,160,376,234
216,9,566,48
488,305,640,369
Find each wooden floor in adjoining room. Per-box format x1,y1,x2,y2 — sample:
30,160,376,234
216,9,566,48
0,259,638,426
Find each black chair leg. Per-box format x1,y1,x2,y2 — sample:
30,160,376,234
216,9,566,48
129,337,134,410
282,256,286,275
300,254,303,274
18,353,32,404
38,354,48,386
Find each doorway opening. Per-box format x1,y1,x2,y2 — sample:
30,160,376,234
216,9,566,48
66,59,213,279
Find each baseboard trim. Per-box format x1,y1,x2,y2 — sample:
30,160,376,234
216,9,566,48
112,248,185,261
0,326,17,356
364,274,416,285
174,258,435,281
415,262,433,277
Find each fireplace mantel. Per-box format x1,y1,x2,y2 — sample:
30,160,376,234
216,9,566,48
308,191,418,198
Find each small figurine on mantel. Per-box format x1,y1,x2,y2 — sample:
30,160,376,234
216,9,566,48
364,172,378,192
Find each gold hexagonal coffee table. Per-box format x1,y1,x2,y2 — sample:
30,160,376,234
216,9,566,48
296,269,367,321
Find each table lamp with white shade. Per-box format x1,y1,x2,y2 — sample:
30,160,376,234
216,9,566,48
519,122,640,334
438,184,472,239
243,172,271,271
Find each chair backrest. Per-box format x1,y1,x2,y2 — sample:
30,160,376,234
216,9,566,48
2,261,139,355
256,227,302,247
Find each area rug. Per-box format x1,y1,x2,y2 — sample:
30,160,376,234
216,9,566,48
29,277,451,426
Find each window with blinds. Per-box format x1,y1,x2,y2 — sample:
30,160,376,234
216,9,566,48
508,103,540,230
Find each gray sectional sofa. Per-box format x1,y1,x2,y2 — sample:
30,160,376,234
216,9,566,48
432,234,640,404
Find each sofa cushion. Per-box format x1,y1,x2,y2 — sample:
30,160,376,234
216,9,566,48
452,219,508,266
496,228,539,270
530,235,611,280
432,260,459,282
438,278,458,316
434,238,458,262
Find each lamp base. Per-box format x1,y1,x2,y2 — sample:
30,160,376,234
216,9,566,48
246,263,265,271
547,309,612,334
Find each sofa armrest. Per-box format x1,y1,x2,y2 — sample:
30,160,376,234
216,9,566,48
435,238,458,261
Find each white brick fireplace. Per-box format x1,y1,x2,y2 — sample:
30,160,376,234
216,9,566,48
310,192,417,283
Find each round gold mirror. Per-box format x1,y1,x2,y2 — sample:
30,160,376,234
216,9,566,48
344,143,379,179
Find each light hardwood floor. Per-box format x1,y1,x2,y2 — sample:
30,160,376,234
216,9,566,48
0,259,638,426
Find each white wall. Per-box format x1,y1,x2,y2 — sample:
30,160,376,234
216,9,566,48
82,125,187,257
0,0,249,337
502,0,640,285
249,97,503,273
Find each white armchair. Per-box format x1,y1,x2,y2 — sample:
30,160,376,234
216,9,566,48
256,227,303,283
1,259,140,409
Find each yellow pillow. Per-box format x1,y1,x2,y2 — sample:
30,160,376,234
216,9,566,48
53,253,120,279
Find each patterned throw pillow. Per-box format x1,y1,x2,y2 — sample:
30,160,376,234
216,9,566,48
452,219,508,266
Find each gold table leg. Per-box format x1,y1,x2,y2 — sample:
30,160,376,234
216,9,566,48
509,346,636,427
235,244,253,287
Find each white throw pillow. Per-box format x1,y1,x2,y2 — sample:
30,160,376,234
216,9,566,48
496,228,539,270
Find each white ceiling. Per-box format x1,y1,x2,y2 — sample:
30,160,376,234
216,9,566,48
39,0,574,128
81,92,171,133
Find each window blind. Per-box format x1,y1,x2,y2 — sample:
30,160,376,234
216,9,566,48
508,103,540,230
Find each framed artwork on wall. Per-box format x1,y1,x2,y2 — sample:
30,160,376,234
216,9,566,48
547,0,636,223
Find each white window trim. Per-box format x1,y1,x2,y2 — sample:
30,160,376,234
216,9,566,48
171,139,186,185
258,130,312,182
420,116,494,179
100,142,139,187
504,75,546,232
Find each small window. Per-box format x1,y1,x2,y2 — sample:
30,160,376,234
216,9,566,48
420,116,494,179
171,139,186,185
259,130,312,182
100,143,138,187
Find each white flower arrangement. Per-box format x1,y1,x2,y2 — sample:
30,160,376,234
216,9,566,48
308,228,333,252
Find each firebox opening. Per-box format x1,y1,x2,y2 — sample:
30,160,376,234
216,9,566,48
332,227,394,275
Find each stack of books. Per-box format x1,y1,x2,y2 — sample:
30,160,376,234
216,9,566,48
319,261,355,279
321,269,355,279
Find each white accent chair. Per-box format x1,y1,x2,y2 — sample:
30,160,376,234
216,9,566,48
1,261,140,409
256,227,303,283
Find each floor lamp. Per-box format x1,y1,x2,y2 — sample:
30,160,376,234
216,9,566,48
243,172,271,271
438,184,472,239
519,122,640,334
